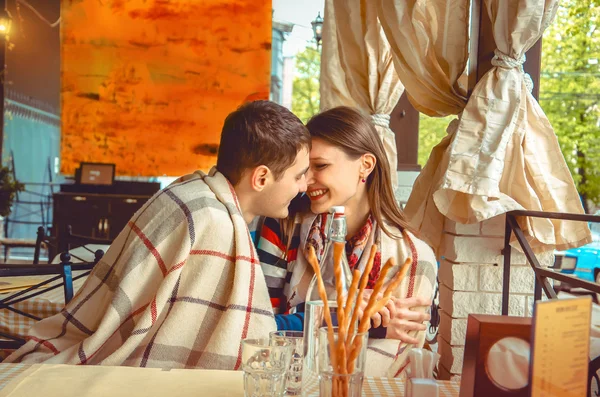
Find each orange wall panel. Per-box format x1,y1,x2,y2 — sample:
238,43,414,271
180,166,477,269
60,0,272,176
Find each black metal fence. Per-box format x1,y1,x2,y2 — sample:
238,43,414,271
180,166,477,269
502,210,600,315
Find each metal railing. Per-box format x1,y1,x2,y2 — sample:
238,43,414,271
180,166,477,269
501,210,600,315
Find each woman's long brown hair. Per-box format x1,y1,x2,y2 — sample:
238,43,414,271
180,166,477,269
282,106,415,251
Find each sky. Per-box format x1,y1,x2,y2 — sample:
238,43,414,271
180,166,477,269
272,0,325,57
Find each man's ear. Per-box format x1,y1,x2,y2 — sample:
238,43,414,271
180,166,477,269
250,165,271,192
360,153,376,178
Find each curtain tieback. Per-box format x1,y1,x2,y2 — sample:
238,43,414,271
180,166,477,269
491,49,534,93
371,113,391,129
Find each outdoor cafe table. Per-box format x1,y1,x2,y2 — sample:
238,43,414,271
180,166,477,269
0,363,460,396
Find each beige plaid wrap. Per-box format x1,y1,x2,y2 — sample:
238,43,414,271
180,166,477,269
4,168,276,368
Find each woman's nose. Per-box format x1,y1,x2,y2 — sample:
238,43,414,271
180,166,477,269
305,169,316,185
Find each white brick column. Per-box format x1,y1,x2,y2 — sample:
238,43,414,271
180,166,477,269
436,215,554,380
395,170,420,207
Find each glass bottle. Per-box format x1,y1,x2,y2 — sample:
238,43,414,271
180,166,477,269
301,206,353,394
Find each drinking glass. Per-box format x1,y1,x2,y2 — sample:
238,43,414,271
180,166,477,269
241,338,292,397
270,331,304,395
317,327,367,397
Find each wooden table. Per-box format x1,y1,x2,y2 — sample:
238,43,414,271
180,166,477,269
0,363,460,396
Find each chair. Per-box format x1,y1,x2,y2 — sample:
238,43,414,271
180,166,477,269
0,226,109,350
32,224,111,266
64,225,112,253
0,250,104,350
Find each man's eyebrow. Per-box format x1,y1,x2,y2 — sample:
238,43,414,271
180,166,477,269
310,156,327,161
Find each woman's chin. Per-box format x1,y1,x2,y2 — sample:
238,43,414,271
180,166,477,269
310,201,329,214
310,195,335,214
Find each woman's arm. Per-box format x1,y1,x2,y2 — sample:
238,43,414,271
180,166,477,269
355,233,437,342
379,233,437,343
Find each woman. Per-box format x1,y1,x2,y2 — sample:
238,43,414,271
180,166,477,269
255,106,437,377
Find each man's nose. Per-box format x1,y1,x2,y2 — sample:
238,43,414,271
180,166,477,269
299,175,308,193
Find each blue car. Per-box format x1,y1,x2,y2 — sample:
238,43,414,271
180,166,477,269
553,218,600,287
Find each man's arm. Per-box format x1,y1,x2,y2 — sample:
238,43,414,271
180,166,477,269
275,312,304,331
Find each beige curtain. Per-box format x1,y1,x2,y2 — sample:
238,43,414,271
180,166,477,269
376,0,470,250
320,0,402,189
376,0,470,117
404,0,591,252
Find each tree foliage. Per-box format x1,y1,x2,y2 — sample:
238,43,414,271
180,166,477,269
540,0,600,208
291,45,321,123
418,115,453,167
0,166,24,217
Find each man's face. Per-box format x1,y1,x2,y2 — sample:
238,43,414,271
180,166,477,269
257,146,310,219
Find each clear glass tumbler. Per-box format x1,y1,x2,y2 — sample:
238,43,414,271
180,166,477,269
241,338,292,397
317,327,367,397
270,330,304,395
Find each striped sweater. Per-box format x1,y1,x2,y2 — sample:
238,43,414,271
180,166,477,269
255,216,304,331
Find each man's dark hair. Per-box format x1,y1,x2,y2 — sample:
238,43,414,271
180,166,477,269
217,101,310,185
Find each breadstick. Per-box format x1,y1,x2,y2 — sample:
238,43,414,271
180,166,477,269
368,257,412,316
345,244,377,346
343,269,360,337
347,257,397,373
332,241,347,374
343,245,377,376
306,246,338,373
357,257,395,333
347,258,412,374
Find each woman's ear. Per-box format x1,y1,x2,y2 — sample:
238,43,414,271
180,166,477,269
360,153,376,179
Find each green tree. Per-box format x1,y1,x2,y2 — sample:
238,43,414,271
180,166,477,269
292,45,320,123
418,115,454,167
540,0,600,209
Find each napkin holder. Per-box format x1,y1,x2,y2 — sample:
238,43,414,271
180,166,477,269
459,314,531,397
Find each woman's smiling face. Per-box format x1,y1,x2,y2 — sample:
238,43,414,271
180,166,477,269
305,138,363,214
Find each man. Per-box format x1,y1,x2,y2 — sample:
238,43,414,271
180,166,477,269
6,101,310,369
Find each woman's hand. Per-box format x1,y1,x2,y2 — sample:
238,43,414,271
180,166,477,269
354,291,431,344
354,289,392,328
384,296,431,344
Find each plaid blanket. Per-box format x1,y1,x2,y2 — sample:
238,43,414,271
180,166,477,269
5,168,276,368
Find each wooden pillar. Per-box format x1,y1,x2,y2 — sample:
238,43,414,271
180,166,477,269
524,39,542,101
390,92,420,171
468,0,494,94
